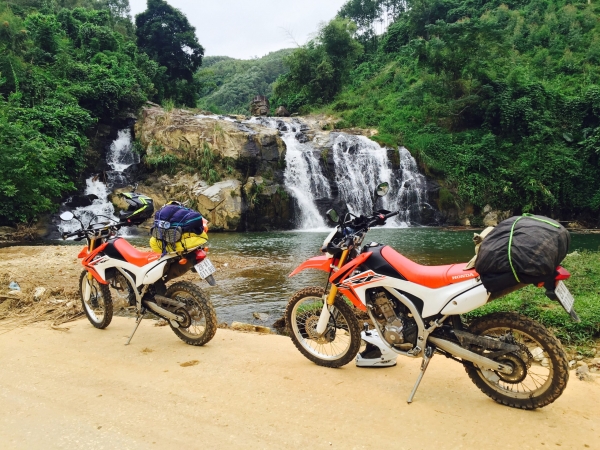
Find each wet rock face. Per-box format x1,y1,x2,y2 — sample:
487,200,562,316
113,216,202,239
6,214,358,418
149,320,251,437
250,96,270,116
275,106,290,117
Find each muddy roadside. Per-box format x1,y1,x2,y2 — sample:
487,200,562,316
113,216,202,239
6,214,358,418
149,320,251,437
0,244,257,331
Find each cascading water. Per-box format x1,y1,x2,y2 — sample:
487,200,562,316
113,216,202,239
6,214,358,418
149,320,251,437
332,133,394,218
106,129,140,186
246,117,433,229
395,146,431,225
332,135,432,226
58,129,138,234
248,117,331,230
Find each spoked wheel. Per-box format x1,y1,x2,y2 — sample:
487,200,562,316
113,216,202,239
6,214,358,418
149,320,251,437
285,287,361,368
464,312,569,409
164,281,217,346
79,270,113,329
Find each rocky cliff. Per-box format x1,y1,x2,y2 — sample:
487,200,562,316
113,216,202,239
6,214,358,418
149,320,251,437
133,107,296,231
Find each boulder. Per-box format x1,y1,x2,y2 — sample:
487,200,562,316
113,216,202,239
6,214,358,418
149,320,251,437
250,96,270,116
275,106,290,117
194,179,243,231
231,321,271,334
135,106,285,162
295,132,309,143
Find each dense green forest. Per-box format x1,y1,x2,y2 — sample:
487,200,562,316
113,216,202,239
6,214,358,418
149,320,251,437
0,0,201,224
273,0,600,223
195,49,292,115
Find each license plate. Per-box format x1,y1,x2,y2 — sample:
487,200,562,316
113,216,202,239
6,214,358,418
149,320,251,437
194,258,216,279
555,281,575,313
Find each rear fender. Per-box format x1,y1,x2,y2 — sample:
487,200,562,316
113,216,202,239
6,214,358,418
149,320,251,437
289,255,336,277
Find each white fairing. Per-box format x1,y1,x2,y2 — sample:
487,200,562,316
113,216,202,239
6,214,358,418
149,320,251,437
89,255,172,287
440,283,489,315
344,272,489,318
143,261,167,285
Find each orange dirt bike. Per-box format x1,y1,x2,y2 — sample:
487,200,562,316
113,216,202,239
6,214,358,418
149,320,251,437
285,183,578,409
60,207,217,346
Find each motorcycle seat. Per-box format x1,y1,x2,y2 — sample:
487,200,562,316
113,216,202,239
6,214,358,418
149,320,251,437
114,238,160,267
381,246,479,289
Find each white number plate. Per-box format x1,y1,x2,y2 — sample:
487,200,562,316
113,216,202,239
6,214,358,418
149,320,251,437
194,258,216,279
555,281,575,313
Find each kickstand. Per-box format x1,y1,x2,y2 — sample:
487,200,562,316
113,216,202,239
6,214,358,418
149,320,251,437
407,346,434,404
125,309,145,346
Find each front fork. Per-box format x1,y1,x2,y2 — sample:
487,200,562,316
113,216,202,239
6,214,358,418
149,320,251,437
316,249,349,334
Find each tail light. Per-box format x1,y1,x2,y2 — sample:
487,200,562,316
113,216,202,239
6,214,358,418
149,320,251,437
555,266,570,281
195,249,207,262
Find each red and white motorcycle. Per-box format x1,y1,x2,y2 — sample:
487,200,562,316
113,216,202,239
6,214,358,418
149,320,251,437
60,211,217,346
286,183,577,409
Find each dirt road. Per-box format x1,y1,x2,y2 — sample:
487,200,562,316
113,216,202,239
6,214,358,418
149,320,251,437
1,318,598,449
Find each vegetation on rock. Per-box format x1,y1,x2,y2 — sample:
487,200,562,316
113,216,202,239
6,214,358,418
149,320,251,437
273,0,600,224
0,0,203,225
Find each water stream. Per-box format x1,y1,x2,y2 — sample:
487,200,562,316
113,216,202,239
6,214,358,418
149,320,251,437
246,116,434,229
59,129,138,234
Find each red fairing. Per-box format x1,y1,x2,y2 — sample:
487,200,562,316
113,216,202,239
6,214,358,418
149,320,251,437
555,266,571,281
289,255,335,277
81,242,109,285
329,252,373,285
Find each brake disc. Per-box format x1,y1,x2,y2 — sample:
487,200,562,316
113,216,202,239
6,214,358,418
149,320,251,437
304,316,332,344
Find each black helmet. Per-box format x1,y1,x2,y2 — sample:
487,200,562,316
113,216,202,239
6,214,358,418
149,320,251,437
118,192,154,225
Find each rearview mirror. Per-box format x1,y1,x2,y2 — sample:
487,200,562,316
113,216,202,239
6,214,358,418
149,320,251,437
60,211,74,221
376,182,390,197
326,209,339,224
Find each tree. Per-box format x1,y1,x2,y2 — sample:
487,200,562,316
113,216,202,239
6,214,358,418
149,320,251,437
135,0,203,105
273,19,362,112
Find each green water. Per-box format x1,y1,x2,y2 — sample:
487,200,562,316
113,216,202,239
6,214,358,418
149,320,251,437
50,229,600,326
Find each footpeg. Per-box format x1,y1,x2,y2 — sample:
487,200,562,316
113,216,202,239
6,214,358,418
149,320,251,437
356,329,398,368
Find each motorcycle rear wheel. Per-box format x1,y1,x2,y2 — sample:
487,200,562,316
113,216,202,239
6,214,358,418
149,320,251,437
79,270,113,329
164,281,217,346
285,286,361,368
463,312,569,410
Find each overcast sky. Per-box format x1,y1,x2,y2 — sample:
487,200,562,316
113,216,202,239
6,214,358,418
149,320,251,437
129,0,348,60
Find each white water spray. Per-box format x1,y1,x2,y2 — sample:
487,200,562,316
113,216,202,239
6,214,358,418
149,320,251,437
59,129,138,234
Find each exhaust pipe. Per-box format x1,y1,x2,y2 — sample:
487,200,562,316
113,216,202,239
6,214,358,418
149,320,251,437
428,336,513,374
143,300,182,322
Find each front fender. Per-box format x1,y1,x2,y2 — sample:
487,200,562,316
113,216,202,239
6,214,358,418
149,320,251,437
289,255,334,277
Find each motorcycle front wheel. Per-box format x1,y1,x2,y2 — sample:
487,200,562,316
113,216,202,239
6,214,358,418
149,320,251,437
79,270,113,329
164,281,217,346
463,312,569,410
285,287,361,368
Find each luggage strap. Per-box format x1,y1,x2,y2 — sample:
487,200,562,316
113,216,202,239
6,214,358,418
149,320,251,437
508,214,560,283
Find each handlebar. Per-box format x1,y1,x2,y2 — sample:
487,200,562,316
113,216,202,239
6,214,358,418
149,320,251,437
61,221,129,240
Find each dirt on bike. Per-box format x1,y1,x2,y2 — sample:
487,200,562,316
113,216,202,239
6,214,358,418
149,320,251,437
60,191,217,346
286,182,578,410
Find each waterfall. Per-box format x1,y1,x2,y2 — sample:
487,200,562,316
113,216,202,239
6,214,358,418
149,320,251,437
331,136,434,227
106,129,140,186
248,117,331,230
247,117,433,229
59,129,138,234
395,146,432,226
194,114,435,229
332,133,394,218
